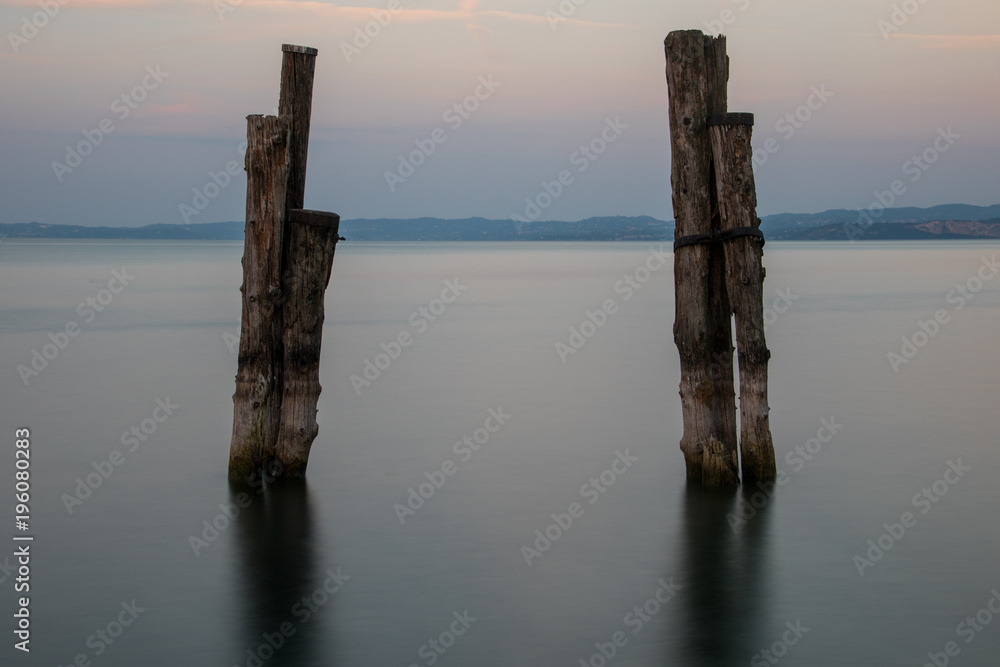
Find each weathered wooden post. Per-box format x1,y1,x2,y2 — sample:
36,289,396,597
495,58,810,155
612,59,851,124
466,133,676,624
275,209,340,477
703,37,740,486
709,114,775,483
665,31,740,486
665,30,776,485
229,114,291,481
229,44,340,482
277,44,317,215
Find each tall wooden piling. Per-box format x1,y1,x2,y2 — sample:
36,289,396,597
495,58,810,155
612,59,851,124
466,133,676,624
278,44,317,214
703,37,740,485
229,114,291,481
665,30,776,485
230,44,339,482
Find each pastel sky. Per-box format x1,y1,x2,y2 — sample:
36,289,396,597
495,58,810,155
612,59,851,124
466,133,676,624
1,0,997,226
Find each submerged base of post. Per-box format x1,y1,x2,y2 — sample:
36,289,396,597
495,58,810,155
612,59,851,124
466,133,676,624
682,436,741,487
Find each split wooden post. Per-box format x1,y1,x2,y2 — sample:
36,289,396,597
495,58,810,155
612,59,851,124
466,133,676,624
708,114,775,483
665,30,740,486
274,210,341,477
229,115,291,481
230,44,339,482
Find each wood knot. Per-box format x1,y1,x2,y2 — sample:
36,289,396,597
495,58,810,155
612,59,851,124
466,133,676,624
683,116,692,126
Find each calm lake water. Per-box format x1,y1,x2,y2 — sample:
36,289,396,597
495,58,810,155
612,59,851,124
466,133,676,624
1,240,999,667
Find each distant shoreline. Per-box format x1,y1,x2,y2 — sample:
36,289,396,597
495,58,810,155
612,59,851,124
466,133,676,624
3,204,999,242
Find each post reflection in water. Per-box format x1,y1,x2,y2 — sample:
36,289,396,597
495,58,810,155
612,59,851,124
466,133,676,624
674,483,774,666
229,478,327,667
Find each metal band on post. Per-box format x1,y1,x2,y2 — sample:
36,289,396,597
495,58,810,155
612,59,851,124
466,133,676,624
673,226,765,251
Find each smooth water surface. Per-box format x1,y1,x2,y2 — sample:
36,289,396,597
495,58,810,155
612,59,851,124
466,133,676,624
1,240,999,666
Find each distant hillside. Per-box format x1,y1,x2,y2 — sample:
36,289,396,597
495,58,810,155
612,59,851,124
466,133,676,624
4,205,1000,241
0,216,673,242
761,204,1000,239
0,221,246,240
788,218,1000,241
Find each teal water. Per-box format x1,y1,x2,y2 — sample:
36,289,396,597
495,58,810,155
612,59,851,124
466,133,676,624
1,240,999,666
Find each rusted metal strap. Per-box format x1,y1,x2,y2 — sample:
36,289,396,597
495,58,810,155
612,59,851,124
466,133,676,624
673,226,764,251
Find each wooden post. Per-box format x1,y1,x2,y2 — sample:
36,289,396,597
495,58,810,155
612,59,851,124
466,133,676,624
665,30,740,486
703,36,740,484
230,44,339,482
229,114,291,481
709,114,776,483
278,44,317,214
274,210,341,477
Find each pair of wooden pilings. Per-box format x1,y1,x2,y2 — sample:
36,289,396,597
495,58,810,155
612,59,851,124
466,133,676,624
666,30,776,487
228,45,341,483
